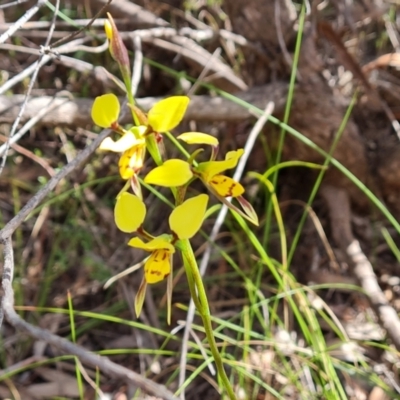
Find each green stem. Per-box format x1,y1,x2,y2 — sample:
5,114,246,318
121,68,140,127
180,239,236,400
145,134,163,166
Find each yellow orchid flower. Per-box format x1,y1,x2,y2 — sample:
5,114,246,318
116,193,208,284
143,149,244,197
93,92,189,135
92,94,190,180
128,237,175,284
196,149,244,197
117,193,208,319
177,132,244,196
142,148,257,225
194,148,258,224
97,120,147,180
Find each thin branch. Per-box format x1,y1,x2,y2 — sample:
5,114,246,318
0,33,108,96
188,47,222,96
0,0,60,177
48,0,112,49
0,0,47,44
0,17,108,28
275,0,294,71
46,0,60,49
84,0,169,27
0,132,55,176
0,0,30,9
347,239,400,351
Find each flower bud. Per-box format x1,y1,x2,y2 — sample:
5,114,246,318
105,13,131,85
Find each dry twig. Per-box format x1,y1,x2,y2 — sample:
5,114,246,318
321,185,400,351
0,0,47,44
85,0,169,27
0,0,60,177
0,84,288,126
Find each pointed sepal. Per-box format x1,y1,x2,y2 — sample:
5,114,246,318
237,195,259,226
135,277,147,318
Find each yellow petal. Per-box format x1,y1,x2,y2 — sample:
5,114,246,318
144,159,193,187
99,132,142,153
177,132,219,146
169,194,208,239
144,249,172,284
148,96,189,132
104,19,113,40
119,145,145,180
208,175,244,197
91,93,120,128
128,237,175,253
114,193,146,232
198,149,244,180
